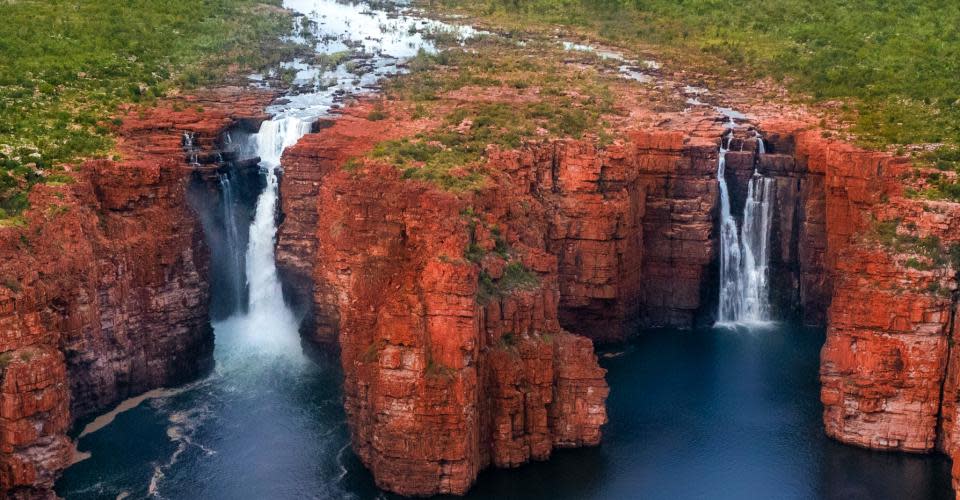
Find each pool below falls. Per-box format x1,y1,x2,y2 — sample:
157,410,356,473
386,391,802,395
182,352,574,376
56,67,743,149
56,322,952,499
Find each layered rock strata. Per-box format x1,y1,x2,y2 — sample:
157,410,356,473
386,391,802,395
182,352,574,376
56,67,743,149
785,122,960,489
276,97,960,495
0,88,270,498
278,106,612,495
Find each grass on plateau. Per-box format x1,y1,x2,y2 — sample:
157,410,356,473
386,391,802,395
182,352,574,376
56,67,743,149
0,0,297,221
428,0,960,199
364,36,621,191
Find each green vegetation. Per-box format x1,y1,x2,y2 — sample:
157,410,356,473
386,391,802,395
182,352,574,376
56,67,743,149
477,262,540,304
459,207,540,303
367,102,389,121
431,0,960,193
365,36,620,191
1,277,20,293
0,0,296,220
499,332,517,348
870,218,960,273
462,209,511,263
495,331,554,355
905,147,960,201
361,339,386,363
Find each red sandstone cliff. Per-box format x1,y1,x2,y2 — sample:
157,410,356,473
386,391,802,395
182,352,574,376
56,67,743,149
0,89,270,498
276,95,960,495
752,122,960,491
278,105,611,495
272,93,859,494
0,70,941,499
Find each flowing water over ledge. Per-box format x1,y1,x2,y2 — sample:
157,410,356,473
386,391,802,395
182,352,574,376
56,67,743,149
56,324,952,499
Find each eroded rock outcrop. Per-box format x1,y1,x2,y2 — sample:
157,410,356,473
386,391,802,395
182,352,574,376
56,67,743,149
750,123,960,490
272,92,861,494
0,88,271,498
275,93,960,495
278,105,611,495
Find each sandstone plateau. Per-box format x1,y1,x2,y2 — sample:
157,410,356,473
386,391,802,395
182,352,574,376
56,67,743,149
270,98,823,494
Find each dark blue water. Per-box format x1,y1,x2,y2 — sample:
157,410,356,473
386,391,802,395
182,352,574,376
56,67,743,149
56,323,952,499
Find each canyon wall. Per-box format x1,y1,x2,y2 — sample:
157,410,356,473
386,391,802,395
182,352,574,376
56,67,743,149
748,122,960,490
275,99,960,495
1,89,943,498
0,89,268,498
277,108,615,495
272,96,866,494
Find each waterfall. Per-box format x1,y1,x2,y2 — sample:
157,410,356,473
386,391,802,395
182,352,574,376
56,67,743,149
254,117,311,168
717,132,744,322
183,132,199,166
218,173,246,313
224,116,312,354
246,116,310,316
738,173,775,321
716,130,775,325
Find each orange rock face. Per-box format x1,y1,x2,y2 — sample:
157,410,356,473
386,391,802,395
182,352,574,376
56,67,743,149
278,106,613,495
273,99,852,495
275,98,960,495
0,74,953,497
0,88,272,497
759,124,960,489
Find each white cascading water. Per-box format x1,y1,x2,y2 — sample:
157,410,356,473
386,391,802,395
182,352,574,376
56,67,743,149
59,3,483,497
716,129,776,325
218,173,245,312
221,116,312,355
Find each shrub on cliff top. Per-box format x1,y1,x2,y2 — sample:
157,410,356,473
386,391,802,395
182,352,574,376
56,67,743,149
371,37,619,191
870,217,957,272
477,262,540,304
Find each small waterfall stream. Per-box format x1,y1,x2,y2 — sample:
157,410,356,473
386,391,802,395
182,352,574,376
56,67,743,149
716,127,776,325
217,173,245,313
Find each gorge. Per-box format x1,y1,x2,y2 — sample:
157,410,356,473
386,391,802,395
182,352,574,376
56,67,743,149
1,1,959,499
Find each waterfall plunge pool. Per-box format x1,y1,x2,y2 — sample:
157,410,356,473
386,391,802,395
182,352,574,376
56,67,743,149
55,324,952,499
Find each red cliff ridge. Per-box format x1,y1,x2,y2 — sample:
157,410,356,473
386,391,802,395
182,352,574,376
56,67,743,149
277,95,960,496
734,119,960,493
273,100,695,495
0,88,271,498
272,98,813,495
277,104,619,495
790,126,960,488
